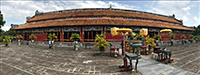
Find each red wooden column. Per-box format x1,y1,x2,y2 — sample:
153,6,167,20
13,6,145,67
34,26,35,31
80,27,84,42
60,29,64,42
67,32,69,42
87,31,89,42
16,34,18,41
91,31,93,41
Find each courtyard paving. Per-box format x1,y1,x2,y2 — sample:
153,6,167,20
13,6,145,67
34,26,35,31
0,42,199,75
0,42,142,75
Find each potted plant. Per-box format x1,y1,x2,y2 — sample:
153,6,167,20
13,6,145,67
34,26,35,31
180,35,186,45
135,33,143,40
70,33,81,50
16,35,23,46
29,34,37,46
194,36,199,43
94,34,110,55
3,36,9,46
153,34,161,46
48,33,57,49
169,34,175,46
94,34,106,42
144,36,156,54
189,35,194,43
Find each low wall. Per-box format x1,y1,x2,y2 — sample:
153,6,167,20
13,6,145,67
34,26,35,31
19,39,193,49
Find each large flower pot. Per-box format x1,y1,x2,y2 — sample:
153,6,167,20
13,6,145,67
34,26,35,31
156,40,159,46
100,47,105,54
170,39,173,46
182,39,185,45
5,44,8,46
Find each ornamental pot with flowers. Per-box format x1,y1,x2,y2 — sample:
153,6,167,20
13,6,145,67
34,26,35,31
144,36,156,54
181,35,186,45
70,33,81,50
169,34,175,46
189,35,194,43
3,36,9,46
16,35,23,46
153,34,161,46
48,33,57,49
194,36,199,43
29,34,37,46
94,34,110,55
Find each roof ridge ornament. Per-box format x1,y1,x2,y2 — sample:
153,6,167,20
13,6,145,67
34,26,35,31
109,4,112,9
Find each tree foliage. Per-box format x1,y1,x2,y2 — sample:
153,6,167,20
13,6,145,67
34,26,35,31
29,34,37,39
192,25,200,36
0,11,6,29
48,33,57,40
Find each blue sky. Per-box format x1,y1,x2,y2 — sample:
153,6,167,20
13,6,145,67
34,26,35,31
1,0,199,31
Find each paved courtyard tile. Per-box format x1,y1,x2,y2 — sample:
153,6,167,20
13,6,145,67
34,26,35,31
0,42,142,75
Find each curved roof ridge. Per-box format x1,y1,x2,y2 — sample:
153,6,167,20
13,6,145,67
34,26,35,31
34,8,174,19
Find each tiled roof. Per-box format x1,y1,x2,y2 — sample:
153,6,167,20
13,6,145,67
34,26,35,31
27,10,181,24
12,19,194,31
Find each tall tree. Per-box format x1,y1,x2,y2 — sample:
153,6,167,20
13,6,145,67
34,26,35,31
0,11,6,29
192,25,200,36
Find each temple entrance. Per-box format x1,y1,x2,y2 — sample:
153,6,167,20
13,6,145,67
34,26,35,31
84,31,101,42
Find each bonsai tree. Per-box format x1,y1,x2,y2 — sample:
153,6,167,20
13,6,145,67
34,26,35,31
194,35,199,43
189,35,194,43
180,35,186,45
29,34,37,42
70,33,81,41
169,34,175,46
94,34,110,55
16,35,23,46
153,34,161,46
135,33,143,40
70,33,81,50
144,36,156,54
29,34,37,46
48,33,57,41
48,33,57,49
3,36,9,46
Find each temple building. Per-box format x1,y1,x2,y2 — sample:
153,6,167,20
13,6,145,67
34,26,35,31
11,7,195,42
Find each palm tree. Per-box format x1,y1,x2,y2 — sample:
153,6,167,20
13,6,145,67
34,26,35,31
144,36,156,54
3,36,9,46
94,34,110,55
70,33,81,50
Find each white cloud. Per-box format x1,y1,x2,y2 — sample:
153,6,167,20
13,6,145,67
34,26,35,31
2,26,10,31
181,6,190,11
182,16,189,23
193,16,198,22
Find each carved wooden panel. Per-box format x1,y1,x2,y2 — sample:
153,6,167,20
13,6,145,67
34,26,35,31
148,28,160,32
63,27,80,32
16,30,22,34
131,27,141,31
22,30,30,33
44,27,59,32
31,29,44,33
174,30,181,33
83,26,102,31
